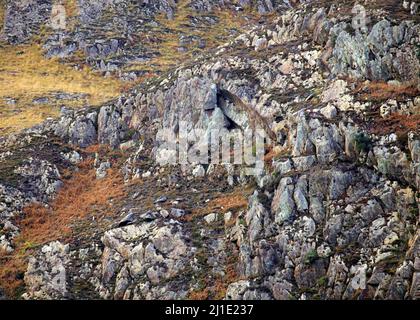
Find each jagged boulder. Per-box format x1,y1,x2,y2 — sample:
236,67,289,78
23,241,70,300
97,220,193,299
3,0,53,44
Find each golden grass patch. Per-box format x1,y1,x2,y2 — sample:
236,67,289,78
0,0,4,33
0,104,61,135
0,44,122,101
0,4,259,134
0,44,124,134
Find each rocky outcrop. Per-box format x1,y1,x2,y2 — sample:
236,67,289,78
23,241,70,300
330,21,420,81
0,0,419,300
13,157,63,202
54,108,98,148
3,0,53,44
228,162,418,300
0,185,24,253
96,220,193,299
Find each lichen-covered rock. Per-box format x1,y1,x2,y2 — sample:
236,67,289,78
23,241,70,300
13,158,63,202
329,20,420,81
54,109,98,148
96,220,193,299
3,0,53,44
1,0,419,301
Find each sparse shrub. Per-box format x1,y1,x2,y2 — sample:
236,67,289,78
304,249,319,265
354,132,372,153
19,241,37,254
317,276,328,287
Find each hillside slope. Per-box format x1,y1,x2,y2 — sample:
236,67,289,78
0,0,419,300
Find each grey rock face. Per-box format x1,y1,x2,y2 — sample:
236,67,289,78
170,208,186,218
0,185,25,254
272,177,296,224
329,20,420,81
54,109,98,148
97,221,193,299
98,105,129,149
118,212,136,227
23,241,70,300
255,37,268,51
225,280,272,300
13,158,63,202
232,148,418,299
1,0,418,301
3,0,53,44
53,97,135,149
96,161,111,179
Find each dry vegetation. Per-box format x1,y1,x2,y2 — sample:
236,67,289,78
0,0,5,32
18,160,125,244
0,1,254,135
186,186,251,299
63,0,79,18
62,0,80,32
188,240,241,300
312,0,420,23
189,266,240,300
186,187,251,223
0,44,124,134
0,149,126,297
207,192,250,214
370,113,420,137
0,0,269,137
132,0,250,73
264,145,284,164
354,80,420,137
354,81,420,102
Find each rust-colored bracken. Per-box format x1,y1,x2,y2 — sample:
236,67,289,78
0,154,126,297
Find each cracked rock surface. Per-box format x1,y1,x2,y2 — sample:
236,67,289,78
0,0,419,300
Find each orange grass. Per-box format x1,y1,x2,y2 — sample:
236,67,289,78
355,81,419,102
0,156,126,297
